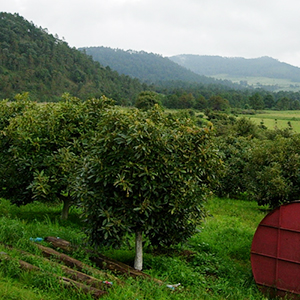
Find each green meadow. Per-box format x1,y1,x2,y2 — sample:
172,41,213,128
239,110,300,132
0,197,269,300
212,74,300,92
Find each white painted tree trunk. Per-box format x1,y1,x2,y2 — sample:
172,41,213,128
134,231,143,271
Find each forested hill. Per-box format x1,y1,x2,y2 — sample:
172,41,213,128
80,47,243,88
0,12,144,103
169,55,300,82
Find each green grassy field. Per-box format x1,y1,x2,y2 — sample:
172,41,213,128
0,198,270,299
238,110,300,132
211,74,300,92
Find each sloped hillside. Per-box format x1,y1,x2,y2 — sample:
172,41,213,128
169,55,300,82
81,46,237,86
0,12,144,103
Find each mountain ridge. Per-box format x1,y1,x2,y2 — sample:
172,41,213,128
169,54,300,83
81,47,300,91
80,46,244,89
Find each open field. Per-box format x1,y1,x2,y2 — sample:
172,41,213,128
211,74,300,92
239,110,300,133
0,197,269,299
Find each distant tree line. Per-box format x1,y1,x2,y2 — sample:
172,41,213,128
154,81,300,111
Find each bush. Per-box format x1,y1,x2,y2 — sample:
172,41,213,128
135,91,163,110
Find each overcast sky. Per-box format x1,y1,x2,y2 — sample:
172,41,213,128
2,0,300,67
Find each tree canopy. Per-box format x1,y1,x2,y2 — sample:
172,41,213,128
75,105,222,270
0,93,115,219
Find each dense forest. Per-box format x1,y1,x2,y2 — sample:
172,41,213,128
156,82,300,110
169,54,300,82
81,46,245,89
0,12,145,104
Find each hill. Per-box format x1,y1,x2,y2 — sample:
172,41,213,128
0,12,144,103
80,47,244,88
169,55,300,90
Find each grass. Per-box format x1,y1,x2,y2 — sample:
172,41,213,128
238,110,300,132
211,74,300,92
0,197,271,299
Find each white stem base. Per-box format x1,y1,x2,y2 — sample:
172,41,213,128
134,231,143,271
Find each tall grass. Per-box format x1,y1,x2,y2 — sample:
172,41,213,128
0,197,270,299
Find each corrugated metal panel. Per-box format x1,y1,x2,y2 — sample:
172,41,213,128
251,201,300,298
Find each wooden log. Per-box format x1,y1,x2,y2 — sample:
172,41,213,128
0,252,107,298
44,236,164,285
0,251,40,271
89,254,163,284
44,236,72,252
60,265,112,289
59,276,108,298
2,245,111,290
35,243,121,284
18,259,40,271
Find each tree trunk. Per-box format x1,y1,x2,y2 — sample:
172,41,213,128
134,231,143,271
61,196,72,220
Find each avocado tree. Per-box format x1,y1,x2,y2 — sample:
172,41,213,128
135,91,163,110
245,135,300,208
0,93,39,204
75,105,222,270
2,93,114,219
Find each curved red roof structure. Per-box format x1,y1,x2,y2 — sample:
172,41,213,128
251,201,300,298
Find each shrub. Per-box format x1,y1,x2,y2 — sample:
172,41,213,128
135,91,163,110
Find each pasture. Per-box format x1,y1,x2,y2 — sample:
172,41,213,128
212,74,300,92
239,110,300,132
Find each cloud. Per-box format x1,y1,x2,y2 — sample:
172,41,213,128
2,0,300,66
